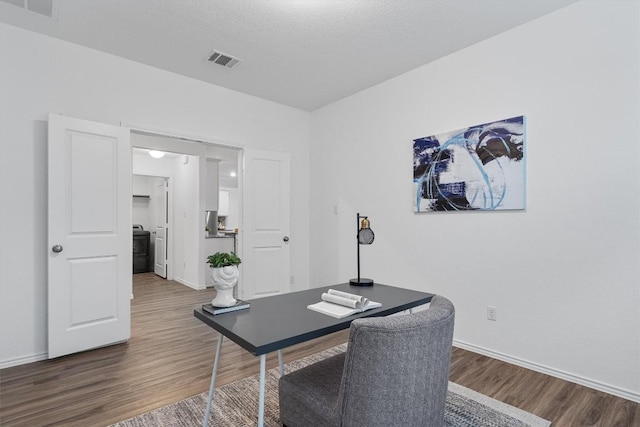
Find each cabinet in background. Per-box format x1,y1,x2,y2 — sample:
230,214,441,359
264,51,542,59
205,160,219,211
219,190,230,216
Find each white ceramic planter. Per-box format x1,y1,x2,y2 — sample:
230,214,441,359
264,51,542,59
210,265,240,307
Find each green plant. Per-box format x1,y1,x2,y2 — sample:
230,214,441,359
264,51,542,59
206,251,241,268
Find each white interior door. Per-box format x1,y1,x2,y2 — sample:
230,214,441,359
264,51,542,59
154,179,168,278
48,114,131,359
242,149,291,299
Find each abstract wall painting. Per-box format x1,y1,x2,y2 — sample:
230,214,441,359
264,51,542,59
413,116,525,213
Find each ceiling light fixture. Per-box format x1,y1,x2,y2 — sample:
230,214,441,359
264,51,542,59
149,150,165,159
230,171,236,177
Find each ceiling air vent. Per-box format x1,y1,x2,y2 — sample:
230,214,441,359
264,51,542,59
207,50,241,69
1,0,58,18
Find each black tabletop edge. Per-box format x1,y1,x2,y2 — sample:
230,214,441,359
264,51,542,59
194,309,259,354
194,292,433,356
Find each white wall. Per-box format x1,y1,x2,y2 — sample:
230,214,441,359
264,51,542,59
173,153,200,287
0,23,310,366
132,175,154,230
132,175,166,232
205,160,219,212
310,1,639,401
1,1,637,402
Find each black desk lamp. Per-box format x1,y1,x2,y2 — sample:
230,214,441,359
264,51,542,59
350,213,375,286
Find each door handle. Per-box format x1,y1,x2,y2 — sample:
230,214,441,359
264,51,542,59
52,244,63,253
283,236,289,242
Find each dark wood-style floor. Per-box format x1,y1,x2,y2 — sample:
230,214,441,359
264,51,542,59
0,274,637,426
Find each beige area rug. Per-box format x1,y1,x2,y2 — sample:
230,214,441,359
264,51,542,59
111,344,551,427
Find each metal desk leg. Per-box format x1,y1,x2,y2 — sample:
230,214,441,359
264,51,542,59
203,333,224,427
258,354,266,427
277,350,284,376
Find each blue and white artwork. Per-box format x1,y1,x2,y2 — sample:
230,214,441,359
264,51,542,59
413,116,525,213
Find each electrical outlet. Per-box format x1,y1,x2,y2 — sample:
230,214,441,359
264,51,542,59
487,306,497,321
290,275,295,285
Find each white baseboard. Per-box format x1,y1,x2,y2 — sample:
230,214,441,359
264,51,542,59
174,277,206,290
453,339,640,403
0,351,47,369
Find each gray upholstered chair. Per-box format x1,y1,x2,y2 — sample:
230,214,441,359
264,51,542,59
278,295,455,427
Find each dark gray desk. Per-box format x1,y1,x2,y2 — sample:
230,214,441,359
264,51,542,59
194,283,433,427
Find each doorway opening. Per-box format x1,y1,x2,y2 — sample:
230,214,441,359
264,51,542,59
130,130,242,295
132,174,168,277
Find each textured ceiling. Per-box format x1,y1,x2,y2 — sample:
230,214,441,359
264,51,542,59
0,0,579,111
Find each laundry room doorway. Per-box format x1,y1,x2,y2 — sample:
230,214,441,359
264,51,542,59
132,173,169,278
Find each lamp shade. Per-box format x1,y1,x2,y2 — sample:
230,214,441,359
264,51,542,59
357,218,374,245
